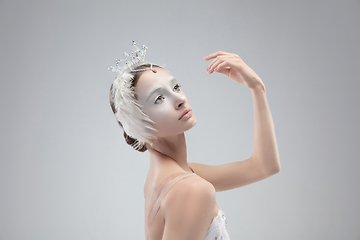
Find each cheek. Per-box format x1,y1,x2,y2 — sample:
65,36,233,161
147,109,180,134
152,110,174,128
144,105,172,126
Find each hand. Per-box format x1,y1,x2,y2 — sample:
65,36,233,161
204,51,265,91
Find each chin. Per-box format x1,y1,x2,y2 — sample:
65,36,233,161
191,116,197,127
185,116,197,131
154,115,197,138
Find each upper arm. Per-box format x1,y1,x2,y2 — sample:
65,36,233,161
189,156,279,192
161,177,215,240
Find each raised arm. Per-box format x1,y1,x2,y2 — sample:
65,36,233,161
189,51,280,192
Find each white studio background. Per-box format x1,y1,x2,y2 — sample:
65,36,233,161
0,0,359,239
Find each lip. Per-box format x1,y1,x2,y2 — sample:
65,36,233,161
179,109,192,120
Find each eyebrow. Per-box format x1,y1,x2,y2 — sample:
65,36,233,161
145,77,177,102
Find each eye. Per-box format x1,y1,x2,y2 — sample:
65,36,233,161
155,95,164,104
173,84,181,92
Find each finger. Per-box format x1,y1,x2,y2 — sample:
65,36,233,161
207,58,222,73
214,62,230,75
204,51,230,61
207,55,235,73
204,51,229,61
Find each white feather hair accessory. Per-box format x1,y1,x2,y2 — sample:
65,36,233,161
109,41,158,150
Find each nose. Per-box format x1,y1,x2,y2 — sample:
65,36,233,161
175,94,186,109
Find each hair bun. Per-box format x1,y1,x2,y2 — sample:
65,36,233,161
123,128,147,152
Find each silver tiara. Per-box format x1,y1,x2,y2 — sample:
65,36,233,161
108,41,157,74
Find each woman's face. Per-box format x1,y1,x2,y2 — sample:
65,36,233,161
135,67,197,138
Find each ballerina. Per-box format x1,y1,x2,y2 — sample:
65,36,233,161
109,41,280,240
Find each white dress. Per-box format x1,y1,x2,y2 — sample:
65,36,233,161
205,208,230,240
145,171,230,240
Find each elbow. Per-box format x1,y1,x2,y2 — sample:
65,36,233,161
273,161,281,174
273,163,281,175
264,162,281,177
273,165,281,174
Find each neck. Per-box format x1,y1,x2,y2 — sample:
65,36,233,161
147,133,189,172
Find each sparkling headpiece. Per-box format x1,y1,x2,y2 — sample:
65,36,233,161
108,41,157,74
109,41,158,151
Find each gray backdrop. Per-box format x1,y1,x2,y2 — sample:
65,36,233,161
1,0,359,239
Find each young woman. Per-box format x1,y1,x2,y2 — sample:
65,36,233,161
109,42,280,240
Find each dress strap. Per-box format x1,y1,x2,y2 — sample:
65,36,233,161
147,172,196,228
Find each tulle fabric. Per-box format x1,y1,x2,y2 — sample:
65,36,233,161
205,208,230,240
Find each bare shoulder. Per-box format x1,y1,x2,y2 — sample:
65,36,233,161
162,175,216,208
161,175,215,240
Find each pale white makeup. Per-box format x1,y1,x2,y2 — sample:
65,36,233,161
135,67,197,138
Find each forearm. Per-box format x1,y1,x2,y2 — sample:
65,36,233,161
250,84,280,175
